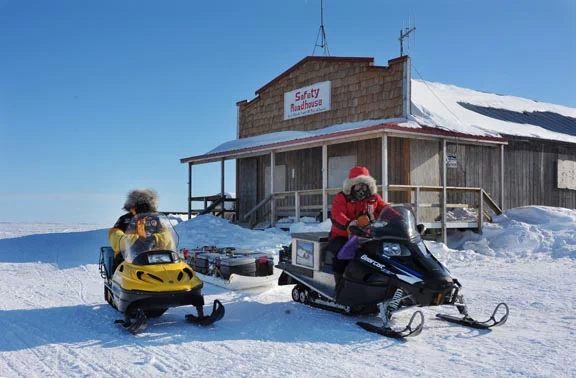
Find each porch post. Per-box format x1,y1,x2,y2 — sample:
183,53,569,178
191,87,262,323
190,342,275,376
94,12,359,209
188,163,192,220
500,144,505,210
295,191,300,222
381,135,388,202
322,144,328,221
478,189,484,233
442,139,447,244
270,152,275,226
221,158,225,216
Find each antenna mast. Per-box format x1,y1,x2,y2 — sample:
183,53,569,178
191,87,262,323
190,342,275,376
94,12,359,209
399,17,416,56
313,0,330,56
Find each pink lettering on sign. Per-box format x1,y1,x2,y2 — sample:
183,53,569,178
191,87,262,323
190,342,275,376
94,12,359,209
294,88,320,102
284,81,331,120
290,99,323,112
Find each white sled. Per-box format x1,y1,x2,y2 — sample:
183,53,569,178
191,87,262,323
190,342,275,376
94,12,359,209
196,270,281,291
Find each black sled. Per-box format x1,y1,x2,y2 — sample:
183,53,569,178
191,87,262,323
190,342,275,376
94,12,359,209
276,204,508,339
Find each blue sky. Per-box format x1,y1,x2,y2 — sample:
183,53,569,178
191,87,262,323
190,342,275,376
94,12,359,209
1,0,574,224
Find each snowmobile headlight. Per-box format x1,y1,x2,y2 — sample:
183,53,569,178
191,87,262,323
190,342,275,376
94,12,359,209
381,242,402,256
148,253,172,264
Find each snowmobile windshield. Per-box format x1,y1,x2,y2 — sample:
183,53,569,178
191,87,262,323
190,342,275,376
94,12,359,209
120,213,179,263
370,205,420,241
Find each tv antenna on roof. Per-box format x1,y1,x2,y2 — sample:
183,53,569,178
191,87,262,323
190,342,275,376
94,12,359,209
399,17,416,56
312,0,330,56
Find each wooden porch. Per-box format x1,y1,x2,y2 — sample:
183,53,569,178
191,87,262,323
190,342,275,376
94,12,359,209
240,184,502,241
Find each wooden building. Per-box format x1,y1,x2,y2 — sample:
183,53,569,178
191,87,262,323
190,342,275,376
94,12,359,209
180,55,576,241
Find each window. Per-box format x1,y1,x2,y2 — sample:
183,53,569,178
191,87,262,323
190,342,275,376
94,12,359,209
264,164,286,194
328,155,357,189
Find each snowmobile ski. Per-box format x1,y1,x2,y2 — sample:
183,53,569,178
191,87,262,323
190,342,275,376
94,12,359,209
115,308,148,334
436,302,509,329
357,310,424,339
185,300,225,326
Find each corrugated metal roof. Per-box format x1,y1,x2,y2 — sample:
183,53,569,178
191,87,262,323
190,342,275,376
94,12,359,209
457,102,576,137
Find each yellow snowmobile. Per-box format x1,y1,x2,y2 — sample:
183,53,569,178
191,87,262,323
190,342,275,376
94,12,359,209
99,212,224,333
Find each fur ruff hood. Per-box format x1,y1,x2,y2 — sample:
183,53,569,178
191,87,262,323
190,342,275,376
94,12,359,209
123,188,158,213
342,166,378,196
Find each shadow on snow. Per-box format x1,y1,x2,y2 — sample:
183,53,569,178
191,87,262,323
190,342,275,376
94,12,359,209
0,295,492,352
0,229,108,269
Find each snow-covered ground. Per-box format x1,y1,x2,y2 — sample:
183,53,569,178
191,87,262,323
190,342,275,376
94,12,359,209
0,206,574,378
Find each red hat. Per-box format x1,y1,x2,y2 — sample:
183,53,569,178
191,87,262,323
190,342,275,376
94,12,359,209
348,166,371,179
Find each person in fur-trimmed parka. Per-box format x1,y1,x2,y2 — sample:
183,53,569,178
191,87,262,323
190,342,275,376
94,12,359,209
108,188,158,272
328,166,387,276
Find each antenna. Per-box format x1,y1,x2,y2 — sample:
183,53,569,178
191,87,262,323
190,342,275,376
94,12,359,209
399,16,416,56
312,0,330,56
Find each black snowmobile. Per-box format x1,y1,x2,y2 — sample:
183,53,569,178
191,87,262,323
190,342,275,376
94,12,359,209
99,212,225,334
276,204,509,338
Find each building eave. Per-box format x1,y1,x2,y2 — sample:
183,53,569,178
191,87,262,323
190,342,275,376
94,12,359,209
180,122,508,165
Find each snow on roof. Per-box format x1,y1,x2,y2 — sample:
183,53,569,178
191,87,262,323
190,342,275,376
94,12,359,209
206,118,416,155
183,78,575,163
411,79,576,144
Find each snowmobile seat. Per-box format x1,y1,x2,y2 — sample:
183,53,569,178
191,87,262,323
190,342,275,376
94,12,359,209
100,246,115,279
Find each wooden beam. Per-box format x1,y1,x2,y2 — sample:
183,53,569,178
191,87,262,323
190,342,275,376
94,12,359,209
243,194,273,221
388,185,484,192
382,135,388,202
414,186,420,223
500,144,505,211
221,159,225,216
442,139,447,243
188,163,192,220
322,144,328,221
270,152,275,226
294,191,300,222
478,189,484,233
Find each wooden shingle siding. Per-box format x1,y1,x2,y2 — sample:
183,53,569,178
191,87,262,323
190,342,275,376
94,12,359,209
235,57,409,220
238,58,406,139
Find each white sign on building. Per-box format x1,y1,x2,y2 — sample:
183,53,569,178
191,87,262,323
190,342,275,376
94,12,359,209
284,81,331,120
558,158,576,190
447,154,458,169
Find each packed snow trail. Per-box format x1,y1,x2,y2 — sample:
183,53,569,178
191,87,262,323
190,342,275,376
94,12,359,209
0,209,575,378
0,260,574,378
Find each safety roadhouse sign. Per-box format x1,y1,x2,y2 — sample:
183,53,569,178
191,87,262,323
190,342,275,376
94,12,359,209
284,81,331,120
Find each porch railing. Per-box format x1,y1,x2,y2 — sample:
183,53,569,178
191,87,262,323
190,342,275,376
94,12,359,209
188,195,238,220
244,185,502,239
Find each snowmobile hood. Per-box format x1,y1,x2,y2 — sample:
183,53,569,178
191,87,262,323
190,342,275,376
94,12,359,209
114,260,202,292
